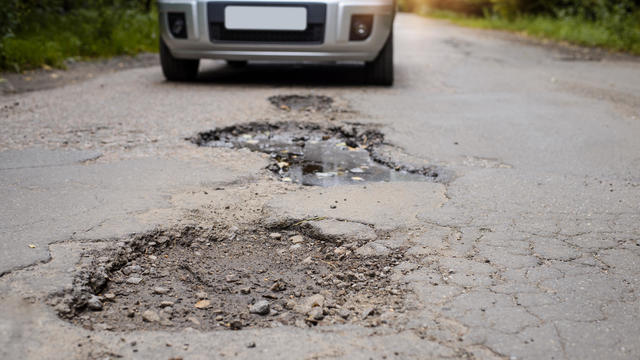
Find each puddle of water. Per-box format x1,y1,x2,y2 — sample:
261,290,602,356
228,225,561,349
198,124,427,186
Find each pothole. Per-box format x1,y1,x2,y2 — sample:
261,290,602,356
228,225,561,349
191,121,445,186
51,224,408,332
268,95,333,112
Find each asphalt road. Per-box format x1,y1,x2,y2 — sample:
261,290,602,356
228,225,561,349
1,14,639,360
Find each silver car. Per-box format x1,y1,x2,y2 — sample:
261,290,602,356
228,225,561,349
157,0,395,85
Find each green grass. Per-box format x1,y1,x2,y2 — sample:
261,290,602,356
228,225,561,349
0,8,158,72
422,9,640,55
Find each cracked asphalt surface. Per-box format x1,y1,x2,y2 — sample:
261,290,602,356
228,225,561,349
1,14,640,360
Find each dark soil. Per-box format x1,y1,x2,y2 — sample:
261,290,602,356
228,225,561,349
53,224,409,331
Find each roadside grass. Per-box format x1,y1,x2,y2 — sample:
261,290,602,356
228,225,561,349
0,8,158,72
422,9,640,55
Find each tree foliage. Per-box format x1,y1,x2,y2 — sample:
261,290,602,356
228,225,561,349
400,0,640,21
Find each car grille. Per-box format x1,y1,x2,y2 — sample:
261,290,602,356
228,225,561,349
207,2,326,44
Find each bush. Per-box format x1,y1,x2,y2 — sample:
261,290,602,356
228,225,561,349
0,6,158,71
416,0,640,55
399,0,492,15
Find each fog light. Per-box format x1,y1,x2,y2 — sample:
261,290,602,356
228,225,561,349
350,14,373,41
168,12,187,39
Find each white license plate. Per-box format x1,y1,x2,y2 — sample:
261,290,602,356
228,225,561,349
224,6,307,31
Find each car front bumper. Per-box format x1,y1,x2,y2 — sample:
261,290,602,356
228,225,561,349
158,0,395,62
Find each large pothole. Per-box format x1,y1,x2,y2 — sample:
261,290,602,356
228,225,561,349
52,224,409,332
191,121,446,186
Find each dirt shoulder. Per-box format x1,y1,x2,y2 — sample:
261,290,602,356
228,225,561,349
0,53,158,95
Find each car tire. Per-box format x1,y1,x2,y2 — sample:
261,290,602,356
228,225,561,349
226,60,248,68
160,38,199,82
365,32,393,86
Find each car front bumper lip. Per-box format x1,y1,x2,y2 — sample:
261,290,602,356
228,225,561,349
170,49,378,61
158,0,394,62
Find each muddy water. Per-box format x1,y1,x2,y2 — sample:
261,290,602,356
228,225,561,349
195,123,428,186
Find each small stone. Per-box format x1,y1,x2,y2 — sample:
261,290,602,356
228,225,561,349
270,282,285,292
308,307,324,320
289,244,302,250
249,300,270,315
142,310,160,322
330,205,337,209
149,255,157,260
54,303,71,314
230,320,243,330
187,317,200,326
246,342,256,348
295,294,325,314
195,291,208,299
361,307,375,319
334,247,348,255
160,318,174,326
87,295,103,311
301,256,313,265
103,293,116,301
126,277,143,285
215,315,224,321
290,235,304,244
126,310,135,318
153,287,170,295
160,301,174,308
285,299,297,310
240,287,251,294
338,308,350,319
269,233,282,239
225,274,239,283
194,300,211,309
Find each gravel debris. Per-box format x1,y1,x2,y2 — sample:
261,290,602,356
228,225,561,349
87,295,103,311
153,287,170,294
126,277,143,285
249,300,270,315
142,310,160,322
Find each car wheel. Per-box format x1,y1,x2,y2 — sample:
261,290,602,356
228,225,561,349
160,38,199,82
226,60,248,68
365,32,393,86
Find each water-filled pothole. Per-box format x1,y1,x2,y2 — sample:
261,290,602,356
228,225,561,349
52,225,407,331
191,121,441,186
